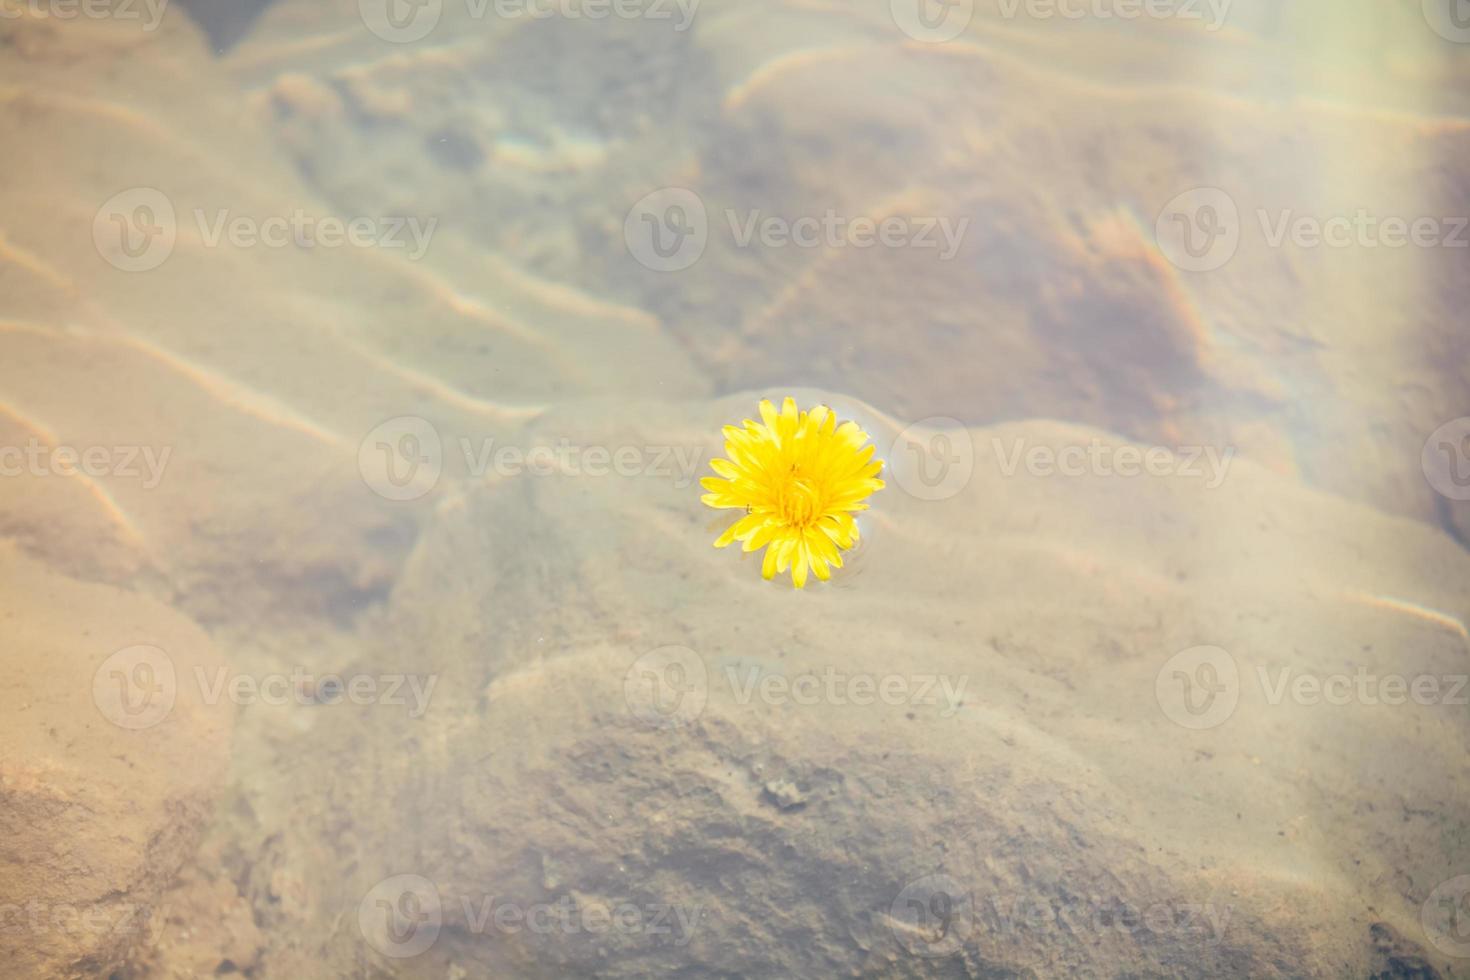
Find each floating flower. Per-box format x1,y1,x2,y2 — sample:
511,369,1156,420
701,397,885,588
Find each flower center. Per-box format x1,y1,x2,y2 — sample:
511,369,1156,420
776,473,822,528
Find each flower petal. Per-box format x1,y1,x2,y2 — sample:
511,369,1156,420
708,457,740,479
743,521,779,552
791,541,809,589
713,521,742,549
701,493,747,509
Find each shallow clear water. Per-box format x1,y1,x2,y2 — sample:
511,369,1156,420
2,1,1468,977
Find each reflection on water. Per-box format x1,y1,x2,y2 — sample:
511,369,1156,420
1,0,1468,977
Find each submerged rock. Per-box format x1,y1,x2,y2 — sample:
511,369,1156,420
0,547,233,979
264,398,1469,977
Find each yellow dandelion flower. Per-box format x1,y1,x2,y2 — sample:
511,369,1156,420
701,397,885,589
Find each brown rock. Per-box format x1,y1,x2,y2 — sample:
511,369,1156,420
0,546,233,979
279,397,1468,977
